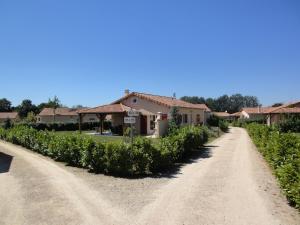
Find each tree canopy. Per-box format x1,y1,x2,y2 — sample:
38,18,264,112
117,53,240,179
0,98,12,112
181,94,259,113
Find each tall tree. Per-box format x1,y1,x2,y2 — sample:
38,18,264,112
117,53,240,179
17,99,38,118
180,94,260,113
37,96,62,112
0,98,12,112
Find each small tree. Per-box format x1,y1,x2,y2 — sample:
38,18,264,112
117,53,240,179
168,106,181,133
25,111,37,123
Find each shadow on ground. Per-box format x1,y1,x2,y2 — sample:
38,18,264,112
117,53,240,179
0,152,13,173
152,145,218,179
104,144,218,180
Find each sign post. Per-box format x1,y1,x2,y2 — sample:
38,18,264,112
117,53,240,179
124,110,139,147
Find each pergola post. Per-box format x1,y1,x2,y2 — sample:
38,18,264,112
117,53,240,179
96,114,106,135
79,113,82,133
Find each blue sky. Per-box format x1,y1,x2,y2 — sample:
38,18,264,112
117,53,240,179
0,0,299,107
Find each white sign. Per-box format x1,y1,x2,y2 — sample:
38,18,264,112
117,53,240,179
124,117,136,124
128,110,139,117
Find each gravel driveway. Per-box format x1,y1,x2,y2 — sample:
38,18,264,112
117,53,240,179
0,127,299,225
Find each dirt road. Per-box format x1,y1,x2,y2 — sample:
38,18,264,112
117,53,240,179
0,128,299,225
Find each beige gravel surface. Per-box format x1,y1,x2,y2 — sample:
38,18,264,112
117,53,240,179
0,127,299,225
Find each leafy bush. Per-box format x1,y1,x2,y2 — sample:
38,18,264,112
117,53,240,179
247,123,300,208
0,124,210,177
207,115,220,127
218,120,229,132
23,121,112,132
277,116,300,133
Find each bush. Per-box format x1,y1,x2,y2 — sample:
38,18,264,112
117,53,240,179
218,120,229,132
24,121,112,132
0,124,210,177
207,115,220,127
246,123,300,208
277,116,300,133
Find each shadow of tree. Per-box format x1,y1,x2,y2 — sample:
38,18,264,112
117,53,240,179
107,144,218,180
0,152,13,173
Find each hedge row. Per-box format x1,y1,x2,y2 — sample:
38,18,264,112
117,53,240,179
0,125,209,176
21,121,112,132
246,123,300,208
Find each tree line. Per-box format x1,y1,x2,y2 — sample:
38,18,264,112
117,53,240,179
180,94,260,114
0,96,62,119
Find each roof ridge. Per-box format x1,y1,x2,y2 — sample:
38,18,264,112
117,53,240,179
133,91,175,99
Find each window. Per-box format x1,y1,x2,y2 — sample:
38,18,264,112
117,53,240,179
183,114,188,123
150,115,157,130
132,98,137,104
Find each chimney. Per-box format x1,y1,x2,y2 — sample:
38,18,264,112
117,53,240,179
124,89,130,96
258,105,261,113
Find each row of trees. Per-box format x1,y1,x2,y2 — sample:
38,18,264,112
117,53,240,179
0,96,62,119
180,94,260,114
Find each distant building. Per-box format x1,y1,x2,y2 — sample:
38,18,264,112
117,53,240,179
0,112,19,123
37,108,99,124
79,91,211,136
238,101,300,125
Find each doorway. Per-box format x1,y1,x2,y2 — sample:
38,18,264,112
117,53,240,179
140,115,147,135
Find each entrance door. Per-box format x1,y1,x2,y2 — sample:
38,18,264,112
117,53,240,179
140,115,147,135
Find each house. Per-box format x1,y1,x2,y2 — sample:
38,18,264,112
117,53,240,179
78,91,211,136
239,107,273,121
0,112,19,123
213,111,239,122
266,101,300,125
37,108,99,124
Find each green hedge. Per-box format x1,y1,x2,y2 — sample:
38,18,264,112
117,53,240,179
22,121,112,132
0,125,209,176
246,123,300,208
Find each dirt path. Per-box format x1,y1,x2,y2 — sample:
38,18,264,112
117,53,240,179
0,128,299,225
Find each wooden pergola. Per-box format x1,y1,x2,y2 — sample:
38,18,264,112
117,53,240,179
78,103,130,134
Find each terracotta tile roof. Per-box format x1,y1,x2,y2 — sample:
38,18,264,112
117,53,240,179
194,104,211,112
39,108,78,116
213,112,230,117
270,108,300,113
241,107,274,114
266,100,300,114
231,112,241,117
78,104,130,114
113,92,209,110
0,112,18,119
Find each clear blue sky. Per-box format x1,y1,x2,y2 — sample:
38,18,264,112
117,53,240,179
0,0,299,107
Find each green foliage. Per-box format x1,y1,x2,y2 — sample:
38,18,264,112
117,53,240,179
168,107,182,134
16,99,38,118
3,118,12,129
0,98,12,112
24,121,111,132
207,115,220,127
25,111,37,123
277,116,300,133
218,120,229,132
180,94,259,113
0,125,210,177
246,124,300,208
207,115,228,132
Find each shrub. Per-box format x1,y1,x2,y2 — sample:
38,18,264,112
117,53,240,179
0,124,210,177
219,120,229,132
104,141,133,175
246,123,300,208
277,116,300,133
207,115,220,127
